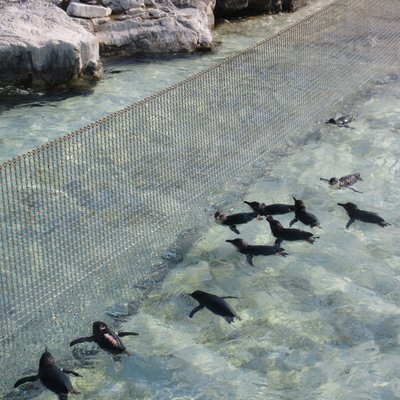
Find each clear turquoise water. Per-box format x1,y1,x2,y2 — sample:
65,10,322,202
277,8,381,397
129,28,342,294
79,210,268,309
17,73,400,400
4,1,400,399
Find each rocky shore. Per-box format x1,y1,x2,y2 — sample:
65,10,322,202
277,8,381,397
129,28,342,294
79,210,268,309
0,0,306,88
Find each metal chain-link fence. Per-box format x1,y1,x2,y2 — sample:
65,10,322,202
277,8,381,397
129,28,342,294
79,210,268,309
1,0,399,392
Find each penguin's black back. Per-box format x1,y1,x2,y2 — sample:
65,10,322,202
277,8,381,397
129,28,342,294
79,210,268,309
206,296,236,319
194,291,237,320
280,228,314,241
39,366,73,395
261,204,294,215
241,244,282,256
225,212,257,225
298,211,320,227
356,209,388,225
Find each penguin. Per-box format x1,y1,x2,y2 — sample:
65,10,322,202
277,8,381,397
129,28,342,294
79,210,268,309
337,202,391,228
225,238,287,266
289,197,321,228
244,200,294,216
187,290,241,323
320,173,362,193
266,215,318,246
14,349,81,399
326,114,353,127
214,210,257,234
70,321,139,356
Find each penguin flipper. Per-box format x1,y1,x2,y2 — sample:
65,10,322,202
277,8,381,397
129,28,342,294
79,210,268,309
118,331,139,337
14,375,39,388
221,296,239,299
346,218,355,229
245,254,254,266
289,218,297,227
70,336,95,346
62,369,82,378
229,225,240,235
347,186,362,193
189,305,204,318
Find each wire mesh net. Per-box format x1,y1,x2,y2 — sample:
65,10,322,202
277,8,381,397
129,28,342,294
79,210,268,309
1,0,399,392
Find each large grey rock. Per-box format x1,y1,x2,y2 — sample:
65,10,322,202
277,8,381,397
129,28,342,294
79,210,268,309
171,0,216,29
93,11,213,55
77,0,214,55
0,0,102,86
67,2,112,17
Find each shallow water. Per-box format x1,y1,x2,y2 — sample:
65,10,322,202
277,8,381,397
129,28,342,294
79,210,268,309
3,1,400,399
0,0,333,163
15,75,400,400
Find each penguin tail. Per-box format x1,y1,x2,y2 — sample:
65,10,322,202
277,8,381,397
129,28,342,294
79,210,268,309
380,221,391,227
307,236,319,244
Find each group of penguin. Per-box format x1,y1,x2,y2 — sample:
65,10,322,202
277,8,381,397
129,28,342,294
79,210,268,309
13,114,392,399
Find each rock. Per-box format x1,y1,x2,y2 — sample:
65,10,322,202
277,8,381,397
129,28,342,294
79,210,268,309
215,0,247,17
67,2,112,18
102,0,145,14
282,0,307,12
95,12,213,55
171,0,216,29
215,0,305,17
0,0,103,87
83,0,214,55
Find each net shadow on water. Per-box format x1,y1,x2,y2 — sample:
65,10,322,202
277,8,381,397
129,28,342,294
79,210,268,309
1,0,400,395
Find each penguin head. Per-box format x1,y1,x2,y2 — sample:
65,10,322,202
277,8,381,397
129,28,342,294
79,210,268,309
39,349,56,367
326,118,337,124
329,177,340,186
188,290,206,302
293,197,305,211
243,201,260,212
225,238,247,249
337,202,357,211
93,321,108,335
265,215,274,222
214,211,226,222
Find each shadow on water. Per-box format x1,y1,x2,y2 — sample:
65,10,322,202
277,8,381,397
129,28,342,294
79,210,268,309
0,83,95,114
0,50,211,115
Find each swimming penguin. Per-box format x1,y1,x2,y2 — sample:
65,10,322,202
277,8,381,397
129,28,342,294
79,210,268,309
244,200,294,216
326,114,353,127
214,210,257,234
337,202,391,228
289,197,321,228
14,349,81,399
70,321,139,356
320,173,362,193
266,215,318,246
226,238,287,266
187,290,241,323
